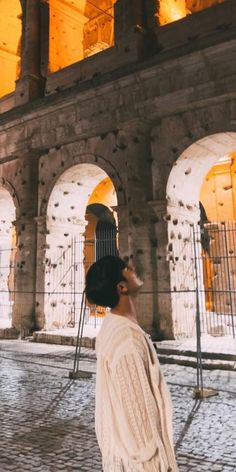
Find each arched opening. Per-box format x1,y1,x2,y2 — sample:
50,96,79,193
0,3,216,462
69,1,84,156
158,0,227,26
0,0,22,98
85,203,118,260
200,152,236,222
0,187,16,328
166,133,236,338
44,164,118,329
48,0,115,73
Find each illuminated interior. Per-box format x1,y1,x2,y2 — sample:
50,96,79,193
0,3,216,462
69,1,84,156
84,177,117,252
85,177,118,317
0,0,22,98
87,176,116,207
85,177,117,256
48,0,115,72
158,0,226,26
199,152,236,313
200,152,236,222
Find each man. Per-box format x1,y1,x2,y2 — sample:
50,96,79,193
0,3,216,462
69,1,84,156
85,255,178,472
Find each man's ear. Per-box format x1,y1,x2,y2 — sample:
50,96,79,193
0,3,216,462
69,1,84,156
117,281,128,295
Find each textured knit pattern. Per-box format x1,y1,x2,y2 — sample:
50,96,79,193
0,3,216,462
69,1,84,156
115,353,160,449
95,313,178,472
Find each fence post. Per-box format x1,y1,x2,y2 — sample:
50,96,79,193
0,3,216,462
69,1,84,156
192,225,204,394
192,225,219,399
223,223,235,339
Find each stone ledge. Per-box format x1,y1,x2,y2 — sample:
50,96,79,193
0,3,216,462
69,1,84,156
0,327,19,339
157,353,236,371
32,330,96,349
154,344,236,362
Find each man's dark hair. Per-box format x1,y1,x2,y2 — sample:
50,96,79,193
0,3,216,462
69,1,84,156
85,256,127,308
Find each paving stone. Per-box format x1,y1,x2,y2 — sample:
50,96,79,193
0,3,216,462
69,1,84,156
0,340,236,471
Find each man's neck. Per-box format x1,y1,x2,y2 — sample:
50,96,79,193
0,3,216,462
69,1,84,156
110,296,138,324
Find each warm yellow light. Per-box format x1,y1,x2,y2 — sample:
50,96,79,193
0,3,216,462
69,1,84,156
158,0,227,26
48,0,115,73
200,153,236,222
159,0,187,25
0,0,22,98
88,177,117,208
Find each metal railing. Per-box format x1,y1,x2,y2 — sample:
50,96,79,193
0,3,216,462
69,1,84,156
192,221,236,338
0,223,235,338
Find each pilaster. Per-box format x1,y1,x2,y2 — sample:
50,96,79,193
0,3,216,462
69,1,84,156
12,216,37,335
148,199,174,339
114,0,159,60
11,153,40,335
15,0,45,106
117,120,158,336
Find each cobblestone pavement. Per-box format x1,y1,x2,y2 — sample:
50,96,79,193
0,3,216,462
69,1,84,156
0,340,235,472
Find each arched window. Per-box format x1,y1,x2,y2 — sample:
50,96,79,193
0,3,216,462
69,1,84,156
48,0,115,73
0,0,22,98
158,0,227,26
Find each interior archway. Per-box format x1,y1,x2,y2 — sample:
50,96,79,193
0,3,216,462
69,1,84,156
0,187,16,328
0,0,22,98
166,132,236,338
44,163,118,329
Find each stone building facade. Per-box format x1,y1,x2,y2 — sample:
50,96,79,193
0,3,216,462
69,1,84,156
0,0,236,340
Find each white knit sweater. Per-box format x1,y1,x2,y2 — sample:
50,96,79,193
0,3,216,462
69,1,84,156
95,313,179,472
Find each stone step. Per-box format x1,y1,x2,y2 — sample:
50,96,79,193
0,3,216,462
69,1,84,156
157,353,236,371
154,344,236,362
32,330,96,349
0,327,19,339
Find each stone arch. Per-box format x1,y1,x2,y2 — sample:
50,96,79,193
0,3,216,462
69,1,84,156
39,151,126,218
38,161,119,329
166,131,236,337
167,133,236,209
0,178,20,218
0,0,22,98
0,185,17,328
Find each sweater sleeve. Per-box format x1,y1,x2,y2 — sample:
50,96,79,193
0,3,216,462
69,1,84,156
112,349,165,466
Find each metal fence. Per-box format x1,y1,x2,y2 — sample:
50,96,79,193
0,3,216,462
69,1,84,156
45,228,118,329
192,221,236,338
0,223,235,338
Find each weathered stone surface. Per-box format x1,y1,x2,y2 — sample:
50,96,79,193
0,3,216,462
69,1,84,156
0,1,236,339
0,340,235,471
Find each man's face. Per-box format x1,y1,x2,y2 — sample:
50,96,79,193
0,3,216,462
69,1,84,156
122,264,143,294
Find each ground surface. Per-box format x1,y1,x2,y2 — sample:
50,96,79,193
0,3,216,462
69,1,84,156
0,340,235,472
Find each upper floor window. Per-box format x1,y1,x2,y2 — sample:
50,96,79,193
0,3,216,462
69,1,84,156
0,0,22,98
158,0,227,26
48,0,115,73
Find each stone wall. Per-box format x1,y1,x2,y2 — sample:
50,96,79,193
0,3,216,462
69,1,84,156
0,0,236,338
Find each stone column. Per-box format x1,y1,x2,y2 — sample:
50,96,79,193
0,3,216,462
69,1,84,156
15,0,45,106
12,217,37,336
150,195,202,340
116,204,130,257
148,199,174,339
12,154,39,336
116,120,158,337
114,0,158,59
34,215,47,330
